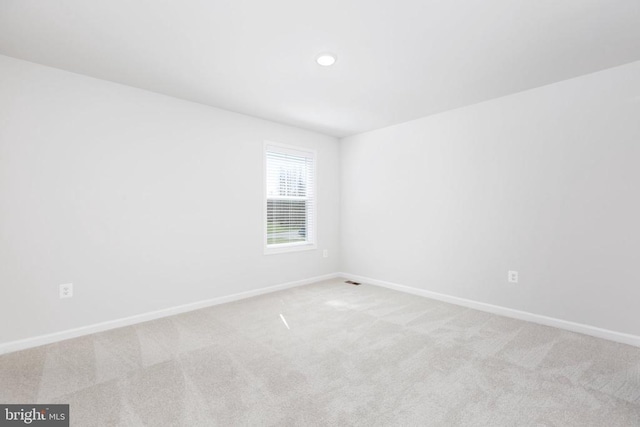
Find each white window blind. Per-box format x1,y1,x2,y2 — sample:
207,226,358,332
265,143,316,252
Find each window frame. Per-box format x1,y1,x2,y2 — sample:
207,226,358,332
263,141,317,255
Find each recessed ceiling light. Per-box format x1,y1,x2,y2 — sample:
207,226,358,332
316,53,337,67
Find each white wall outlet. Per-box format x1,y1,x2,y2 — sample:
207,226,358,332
323,249,329,258
508,271,519,283
59,283,73,299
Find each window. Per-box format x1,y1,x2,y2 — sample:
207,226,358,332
264,142,316,254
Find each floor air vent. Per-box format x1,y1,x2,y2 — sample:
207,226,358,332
345,280,361,286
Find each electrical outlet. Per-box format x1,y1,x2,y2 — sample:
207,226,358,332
59,283,73,299
508,271,518,283
323,249,329,258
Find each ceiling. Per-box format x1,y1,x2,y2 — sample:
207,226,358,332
1,0,639,137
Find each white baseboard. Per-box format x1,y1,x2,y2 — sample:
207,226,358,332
338,272,640,348
5,272,637,355
0,273,339,355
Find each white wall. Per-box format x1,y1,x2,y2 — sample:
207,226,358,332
2,52,639,347
341,61,640,336
0,55,340,345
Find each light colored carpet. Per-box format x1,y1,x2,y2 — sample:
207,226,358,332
1,278,639,426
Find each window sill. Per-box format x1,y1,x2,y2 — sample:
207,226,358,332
264,242,317,255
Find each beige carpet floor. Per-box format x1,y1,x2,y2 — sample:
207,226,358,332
1,278,639,426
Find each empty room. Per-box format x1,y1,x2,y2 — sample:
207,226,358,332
1,0,639,425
